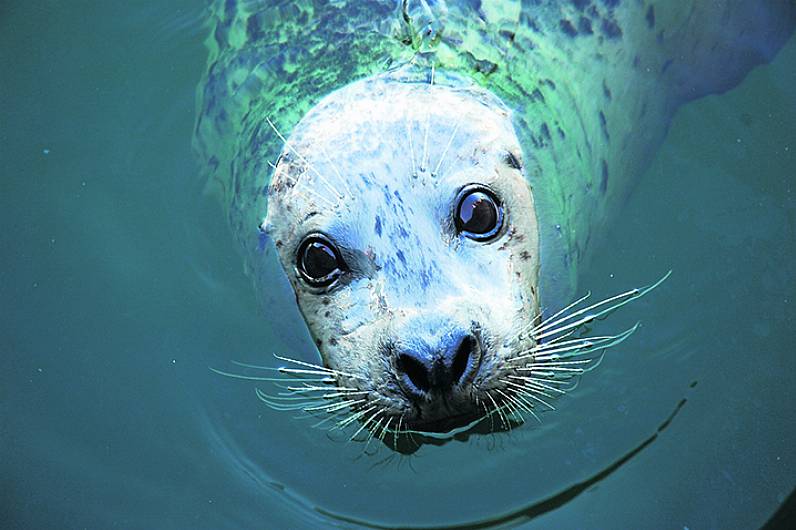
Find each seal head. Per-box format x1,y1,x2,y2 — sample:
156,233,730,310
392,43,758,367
265,75,541,439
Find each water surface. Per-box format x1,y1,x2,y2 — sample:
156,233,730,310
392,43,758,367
2,2,794,529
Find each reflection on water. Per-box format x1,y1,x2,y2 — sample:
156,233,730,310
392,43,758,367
2,2,794,529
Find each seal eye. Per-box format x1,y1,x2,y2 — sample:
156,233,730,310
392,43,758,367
296,235,344,287
455,186,504,241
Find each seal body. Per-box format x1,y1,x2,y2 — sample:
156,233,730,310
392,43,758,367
195,1,795,441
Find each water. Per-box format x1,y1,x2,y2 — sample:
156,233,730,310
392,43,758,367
2,3,794,529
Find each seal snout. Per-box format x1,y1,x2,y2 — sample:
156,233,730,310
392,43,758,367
394,330,481,400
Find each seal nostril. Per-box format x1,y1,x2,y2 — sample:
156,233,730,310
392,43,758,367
451,335,474,385
397,353,431,393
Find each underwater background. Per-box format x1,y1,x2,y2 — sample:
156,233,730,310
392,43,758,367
2,2,794,529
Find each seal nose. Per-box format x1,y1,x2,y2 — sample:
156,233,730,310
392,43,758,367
396,332,477,396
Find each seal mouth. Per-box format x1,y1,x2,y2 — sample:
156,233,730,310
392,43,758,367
401,407,485,435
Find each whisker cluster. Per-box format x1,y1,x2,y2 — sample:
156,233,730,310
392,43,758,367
478,271,672,429
210,272,670,451
212,354,405,453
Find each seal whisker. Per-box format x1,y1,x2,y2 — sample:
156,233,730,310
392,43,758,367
503,378,557,400
319,144,353,199
508,390,543,424
308,408,352,429
393,415,404,452
274,354,367,381
481,400,496,432
532,327,635,354
507,374,571,390
532,272,671,341
507,384,556,411
379,417,394,444
581,351,607,373
303,398,366,413
533,325,638,361
230,359,335,379
276,367,345,378
209,367,322,383
265,117,343,202
431,119,461,177
255,388,324,411
317,390,371,399
519,292,591,336
495,388,525,426
533,358,597,367
519,366,585,374
347,408,381,442
508,323,639,364
339,404,379,431
486,391,510,430
286,385,359,393
505,377,565,397
363,415,386,453
404,109,417,177
419,64,435,173
265,393,330,402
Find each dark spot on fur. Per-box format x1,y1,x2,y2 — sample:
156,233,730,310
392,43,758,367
578,17,593,35
645,5,655,28
500,29,516,42
321,297,331,306
374,216,382,237
520,250,531,261
602,79,612,100
531,88,546,103
474,58,498,75
557,127,566,139
396,250,406,265
601,18,622,39
381,185,393,205
275,239,283,248
540,123,552,141
329,337,338,346
600,159,609,193
246,15,263,40
560,19,578,37
324,311,330,317
224,0,236,18
504,151,522,170
599,111,610,141
315,338,323,347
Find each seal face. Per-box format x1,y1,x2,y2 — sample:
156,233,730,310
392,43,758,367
265,77,541,437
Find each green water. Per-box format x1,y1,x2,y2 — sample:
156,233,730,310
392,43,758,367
2,2,794,529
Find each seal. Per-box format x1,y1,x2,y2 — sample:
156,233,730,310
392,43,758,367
195,0,795,451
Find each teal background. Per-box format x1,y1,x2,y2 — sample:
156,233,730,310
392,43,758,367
2,2,794,529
